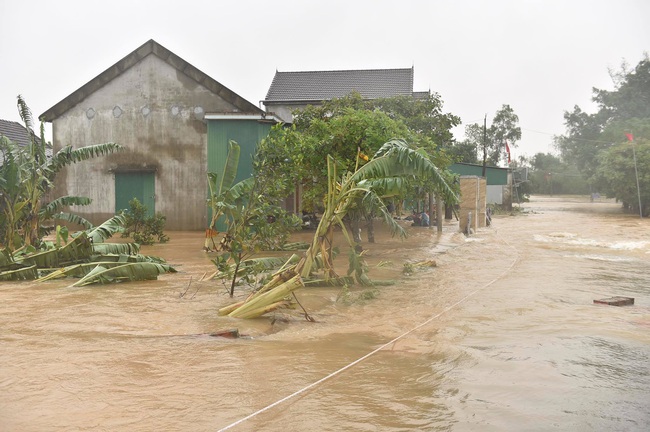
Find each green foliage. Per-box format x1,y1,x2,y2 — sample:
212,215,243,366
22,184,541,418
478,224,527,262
372,93,461,148
259,92,460,213
1,209,173,284
459,105,521,166
556,54,650,214
207,141,302,296
599,140,650,216
121,198,169,245
0,95,121,252
525,152,590,195
87,213,127,243
221,139,458,319
71,262,176,287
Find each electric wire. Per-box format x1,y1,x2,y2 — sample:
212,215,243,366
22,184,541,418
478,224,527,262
217,230,519,431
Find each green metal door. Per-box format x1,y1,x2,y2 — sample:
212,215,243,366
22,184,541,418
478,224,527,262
115,172,155,216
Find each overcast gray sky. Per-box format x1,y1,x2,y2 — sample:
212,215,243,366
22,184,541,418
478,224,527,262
1,0,648,160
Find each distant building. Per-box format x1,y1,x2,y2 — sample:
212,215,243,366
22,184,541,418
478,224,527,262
0,119,34,147
0,118,52,161
449,162,513,209
263,67,427,122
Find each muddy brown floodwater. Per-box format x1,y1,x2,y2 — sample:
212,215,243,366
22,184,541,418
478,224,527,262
1,195,649,431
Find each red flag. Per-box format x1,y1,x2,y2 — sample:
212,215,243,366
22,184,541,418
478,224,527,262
625,133,634,142
505,141,511,163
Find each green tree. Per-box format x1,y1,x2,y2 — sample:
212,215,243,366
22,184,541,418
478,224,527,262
219,139,458,319
459,105,522,167
446,140,479,164
371,93,461,149
597,123,650,216
527,152,590,195
285,94,417,212
263,92,460,214
556,55,650,213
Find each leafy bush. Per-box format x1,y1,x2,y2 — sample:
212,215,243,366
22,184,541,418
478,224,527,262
121,198,169,245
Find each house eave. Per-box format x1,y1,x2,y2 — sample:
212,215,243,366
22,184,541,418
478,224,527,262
204,113,283,123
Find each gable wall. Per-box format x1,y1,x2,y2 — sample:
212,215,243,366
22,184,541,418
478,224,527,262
263,102,311,123
52,54,240,230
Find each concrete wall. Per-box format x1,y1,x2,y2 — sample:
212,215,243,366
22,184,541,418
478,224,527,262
263,103,311,123
487,185,503,204
52,55,240,230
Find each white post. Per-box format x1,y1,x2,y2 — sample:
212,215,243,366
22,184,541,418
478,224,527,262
632,143,643,218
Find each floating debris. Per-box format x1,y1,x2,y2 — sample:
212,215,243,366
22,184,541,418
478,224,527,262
593,296,634,306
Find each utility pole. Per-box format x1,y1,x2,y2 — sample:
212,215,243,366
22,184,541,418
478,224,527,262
482,114,487,177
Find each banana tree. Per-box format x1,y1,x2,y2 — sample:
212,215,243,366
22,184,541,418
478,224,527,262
0,95,122,252
220,139,458,319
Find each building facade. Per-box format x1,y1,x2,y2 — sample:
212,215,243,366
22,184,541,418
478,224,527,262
40,40,266,230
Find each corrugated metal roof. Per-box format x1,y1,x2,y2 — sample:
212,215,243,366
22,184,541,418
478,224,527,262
264,67,415,102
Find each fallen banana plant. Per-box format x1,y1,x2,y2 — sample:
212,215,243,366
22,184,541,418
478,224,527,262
0,265,38,281
219,141,457,319
92,242,140,255
0,213,175,286
37,254,168,281
203,255,300,281
71,262,177,287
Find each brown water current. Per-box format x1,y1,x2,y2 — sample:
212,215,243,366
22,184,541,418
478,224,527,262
1,195,649,431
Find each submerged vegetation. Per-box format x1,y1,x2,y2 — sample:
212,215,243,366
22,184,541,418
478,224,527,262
0,96,174,285
0,214,176,284
121,198,170,245
216,139,457,319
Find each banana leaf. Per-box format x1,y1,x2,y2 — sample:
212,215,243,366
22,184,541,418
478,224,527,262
90,253,165,264
92,243,140,255
86,214,127,243
303,276,355,287
58,232,93,264
37,257,165,281
52,212,93,229
20,232,93,268
206,255,298,281
71,262,177,287
0,248,15,270
41,196,92,221
281,242,310,250
0,265,38,281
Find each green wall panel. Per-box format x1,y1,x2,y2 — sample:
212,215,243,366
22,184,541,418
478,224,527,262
206,119,274,229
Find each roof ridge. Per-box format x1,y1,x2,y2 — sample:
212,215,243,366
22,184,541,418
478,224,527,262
265,67,416,103
275,67,413,74
40,39,261,121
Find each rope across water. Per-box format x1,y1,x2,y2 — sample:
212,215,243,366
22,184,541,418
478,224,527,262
218,230,518,431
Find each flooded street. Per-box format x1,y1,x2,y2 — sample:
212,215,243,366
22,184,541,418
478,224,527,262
1,195,649,431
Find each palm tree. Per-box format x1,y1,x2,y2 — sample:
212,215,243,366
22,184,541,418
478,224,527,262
219,139,458,319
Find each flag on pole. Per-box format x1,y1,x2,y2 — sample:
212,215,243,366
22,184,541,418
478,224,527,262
505,141,511,163
625,133,634,142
